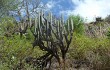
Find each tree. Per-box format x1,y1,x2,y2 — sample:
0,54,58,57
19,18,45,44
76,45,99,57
105,15,110,23
0,0,41,21
0,0,19,18
14,0,41,21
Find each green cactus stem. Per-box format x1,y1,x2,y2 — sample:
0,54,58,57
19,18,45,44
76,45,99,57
67,19,70,32
29,18,32,27
35,17,37,34
71,18,73,31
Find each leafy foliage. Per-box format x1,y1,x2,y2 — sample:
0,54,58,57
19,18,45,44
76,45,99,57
0,18,45,69
0,0,19,18
105,15,110,22
0,13,110,70
69,33,110,69
68,15,85,35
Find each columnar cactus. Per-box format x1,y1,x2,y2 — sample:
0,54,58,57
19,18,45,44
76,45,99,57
29,11,74,70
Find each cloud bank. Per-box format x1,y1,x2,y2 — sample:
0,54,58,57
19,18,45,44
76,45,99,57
61,0,110,22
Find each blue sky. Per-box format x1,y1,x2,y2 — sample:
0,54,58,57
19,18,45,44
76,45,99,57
40,0,110,22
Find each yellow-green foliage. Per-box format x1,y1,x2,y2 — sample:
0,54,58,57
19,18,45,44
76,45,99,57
0,18,45,69
0,17,16,36
69,33,110,58
1,16,110,69
0,34,45,69
68,33,110,69
68,15,85,35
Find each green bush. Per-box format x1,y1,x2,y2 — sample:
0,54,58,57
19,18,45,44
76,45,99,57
68,15,85,35
69,33,110,69
0,16,16,37
0,17,48,69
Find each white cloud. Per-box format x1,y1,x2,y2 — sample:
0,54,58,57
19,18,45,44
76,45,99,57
46,1,54,9
45,0,62,11
61,0,110,22
45,1,57,11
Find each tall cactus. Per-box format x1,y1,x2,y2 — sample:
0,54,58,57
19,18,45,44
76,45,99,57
35,17,37,34
29,11,74,70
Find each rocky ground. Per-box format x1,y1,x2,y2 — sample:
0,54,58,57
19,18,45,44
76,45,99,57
49,58,92,70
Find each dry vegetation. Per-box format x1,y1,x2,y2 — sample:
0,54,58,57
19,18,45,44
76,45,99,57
0,16,110,70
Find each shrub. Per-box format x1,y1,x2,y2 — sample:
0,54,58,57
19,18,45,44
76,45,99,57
67,15,85,35
69,33,110,69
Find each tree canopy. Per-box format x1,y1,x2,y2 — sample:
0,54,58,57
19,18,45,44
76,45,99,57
0,0,19,17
